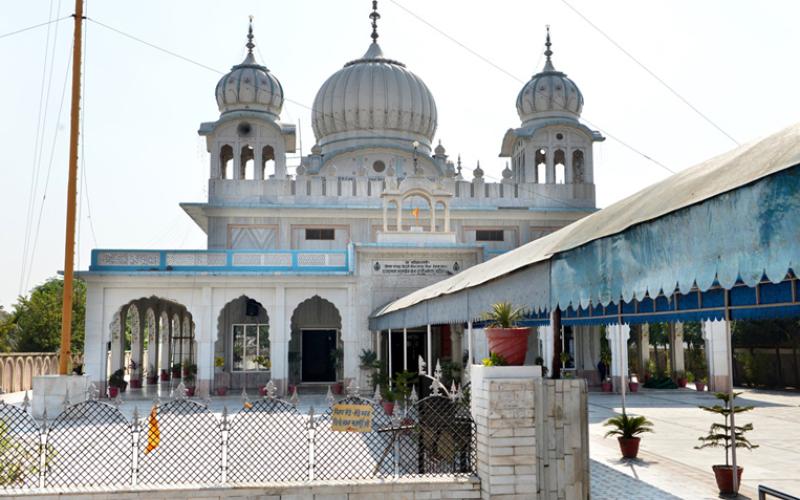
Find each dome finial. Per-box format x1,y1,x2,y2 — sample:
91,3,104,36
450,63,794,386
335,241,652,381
370,1,381,44
543,25,555,72
246,15,255,55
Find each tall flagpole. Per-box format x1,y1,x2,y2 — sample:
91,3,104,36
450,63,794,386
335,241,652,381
58,0,84,375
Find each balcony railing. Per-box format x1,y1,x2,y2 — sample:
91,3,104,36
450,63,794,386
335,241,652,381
89,249,351,274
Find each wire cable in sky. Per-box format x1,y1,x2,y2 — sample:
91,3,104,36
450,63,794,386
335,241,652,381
559,0,740,146
0,15,71,41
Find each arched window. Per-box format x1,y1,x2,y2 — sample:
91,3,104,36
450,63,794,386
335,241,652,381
535,148,546,184
402,194,432,231
262,145,275,178
554,149,566,184
572,150,585,183
220,145,233,179
241,145,254,179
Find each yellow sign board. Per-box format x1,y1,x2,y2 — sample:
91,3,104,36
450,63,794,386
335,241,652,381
331,403,373,432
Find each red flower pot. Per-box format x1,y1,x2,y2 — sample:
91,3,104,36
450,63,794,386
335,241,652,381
186,387,195,397
216,387,228,396
618,437,640,459
382,402,395,416
160,370,170,382
628,382,639,393
677,377,688,388
695,382,706,392
712,465,743,495
130,379,142,389
146,376,158,385
485,327,531,366
259,385,268,397
287,384,297,395
331,382,344,395
108,387,119,398
602,382,613,392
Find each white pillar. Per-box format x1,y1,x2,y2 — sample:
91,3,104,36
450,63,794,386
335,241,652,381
273,286,287,393
670,322,686,379
639,324,650,378
467,321,473,365
82,284,105,387
403,328,408,371
195,287,213,396
427,324,433,376
388,329,393,387
109,307,126,377
537,324,554,377
605,324,630,394
702,319,731,392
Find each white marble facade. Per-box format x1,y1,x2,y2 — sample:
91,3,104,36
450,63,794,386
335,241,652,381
80,13,604,393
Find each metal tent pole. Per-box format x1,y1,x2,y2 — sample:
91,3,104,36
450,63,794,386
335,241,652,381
388,329,393,388
402,328,408,371
724,290,739,494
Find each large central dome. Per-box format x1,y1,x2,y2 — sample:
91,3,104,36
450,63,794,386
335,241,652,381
311,23,437,153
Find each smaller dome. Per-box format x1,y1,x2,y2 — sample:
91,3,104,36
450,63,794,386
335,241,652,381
473,161,484,179
516,29,583,124
434,140,446,156
502,162,512,179
215,21,283,117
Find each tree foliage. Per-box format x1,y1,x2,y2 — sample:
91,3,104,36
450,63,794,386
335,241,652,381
0,278,85,353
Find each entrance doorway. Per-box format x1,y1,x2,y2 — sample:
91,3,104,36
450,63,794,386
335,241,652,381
302,329,337,382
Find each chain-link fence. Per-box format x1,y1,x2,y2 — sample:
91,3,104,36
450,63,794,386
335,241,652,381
0,380,476,492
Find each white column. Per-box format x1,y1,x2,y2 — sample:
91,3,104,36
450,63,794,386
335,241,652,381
388,329,393,387
702,319,731,392
403,328,408,370
160,314,171,378
273,285,287,393
639,324,650,377
254,146,263,180
377,330,382,361
195,287,213,396
670,322,686,380
467,321,473,365
82,284,105,387
109,307,126,377
537,324,554,377
605,324,630,394
427,324,433,376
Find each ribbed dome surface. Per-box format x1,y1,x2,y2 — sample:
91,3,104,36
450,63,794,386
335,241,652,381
215,52,284,116
312,42,437,143
516,31,583,124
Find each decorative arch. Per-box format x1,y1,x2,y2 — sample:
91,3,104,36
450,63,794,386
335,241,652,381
262,145,276,178
572,149,585,183
220,144,234,179
289,295,343,385
215,295,269,390
535,148,547,184
554,149,566,184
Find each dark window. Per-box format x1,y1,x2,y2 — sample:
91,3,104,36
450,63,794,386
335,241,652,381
305,228,335,240
476,230,504,242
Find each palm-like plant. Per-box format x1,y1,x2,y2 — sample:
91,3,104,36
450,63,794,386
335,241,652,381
695,392,758,466
604,412,654,439
483,302,526,328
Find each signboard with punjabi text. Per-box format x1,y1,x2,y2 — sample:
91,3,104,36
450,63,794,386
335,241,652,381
371,260,461,276
331,403,374,432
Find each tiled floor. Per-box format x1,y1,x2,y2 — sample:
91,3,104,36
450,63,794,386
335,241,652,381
590,459,681,500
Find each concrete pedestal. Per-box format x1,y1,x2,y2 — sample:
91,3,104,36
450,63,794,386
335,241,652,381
32,375,89,419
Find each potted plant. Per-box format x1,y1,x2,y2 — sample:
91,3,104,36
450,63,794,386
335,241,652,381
171,362,182,379
146,364,158,385
601,377,613,393
183,362,197,396
629,374,640,393
360,349,381,387
381,387,396,416
483,302,530,366
604,412,654,459
160,368,169,382
696,376,707,392
695,392,758,495
482,352,508,367
677,371,688,388
108,368,127,398
129,360,142,389
330,347,344,394
214,356,227,395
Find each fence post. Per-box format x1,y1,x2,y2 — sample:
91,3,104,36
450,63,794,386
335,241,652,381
307,406,316,482
130,407,140,486
38,408,48,489
392,413,400,478
221,406,229,484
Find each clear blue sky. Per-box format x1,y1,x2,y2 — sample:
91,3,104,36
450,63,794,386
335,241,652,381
1,0,798,308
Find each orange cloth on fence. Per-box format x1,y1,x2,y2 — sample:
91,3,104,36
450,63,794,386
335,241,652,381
144,406,160,454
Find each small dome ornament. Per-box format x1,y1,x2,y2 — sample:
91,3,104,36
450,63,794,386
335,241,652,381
473,161,484,179
502,161,512,179
215,17,284,117
434,140,446,156
516,26,583,124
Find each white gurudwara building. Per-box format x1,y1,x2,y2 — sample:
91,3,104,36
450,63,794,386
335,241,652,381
79,6,604,394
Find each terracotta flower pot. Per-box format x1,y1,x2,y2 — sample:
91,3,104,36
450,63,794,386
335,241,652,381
382,401,395,416
712,465,743,495
695,382,706,392
628,382,639,393
108,387,119,398
160,370,170,382
259,385,268,397
602,382,613,392
677,377,688,388
130,379,142,389
146,376,158,385
216,386,228,396
186,387,195,397
485,327,531,366
332,382,344,395
618,437,640,459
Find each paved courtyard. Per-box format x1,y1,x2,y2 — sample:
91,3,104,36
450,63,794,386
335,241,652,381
589,387,800,499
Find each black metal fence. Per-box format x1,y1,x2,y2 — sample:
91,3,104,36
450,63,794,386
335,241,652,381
0,381,476,492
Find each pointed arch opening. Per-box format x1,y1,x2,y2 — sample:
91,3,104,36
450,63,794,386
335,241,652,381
289,296,342,386
554,149,566,184
215,295,269,391
220,144,234,179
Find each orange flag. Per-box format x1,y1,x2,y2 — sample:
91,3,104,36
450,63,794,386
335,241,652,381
411,207,420,221
144,406,160,454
